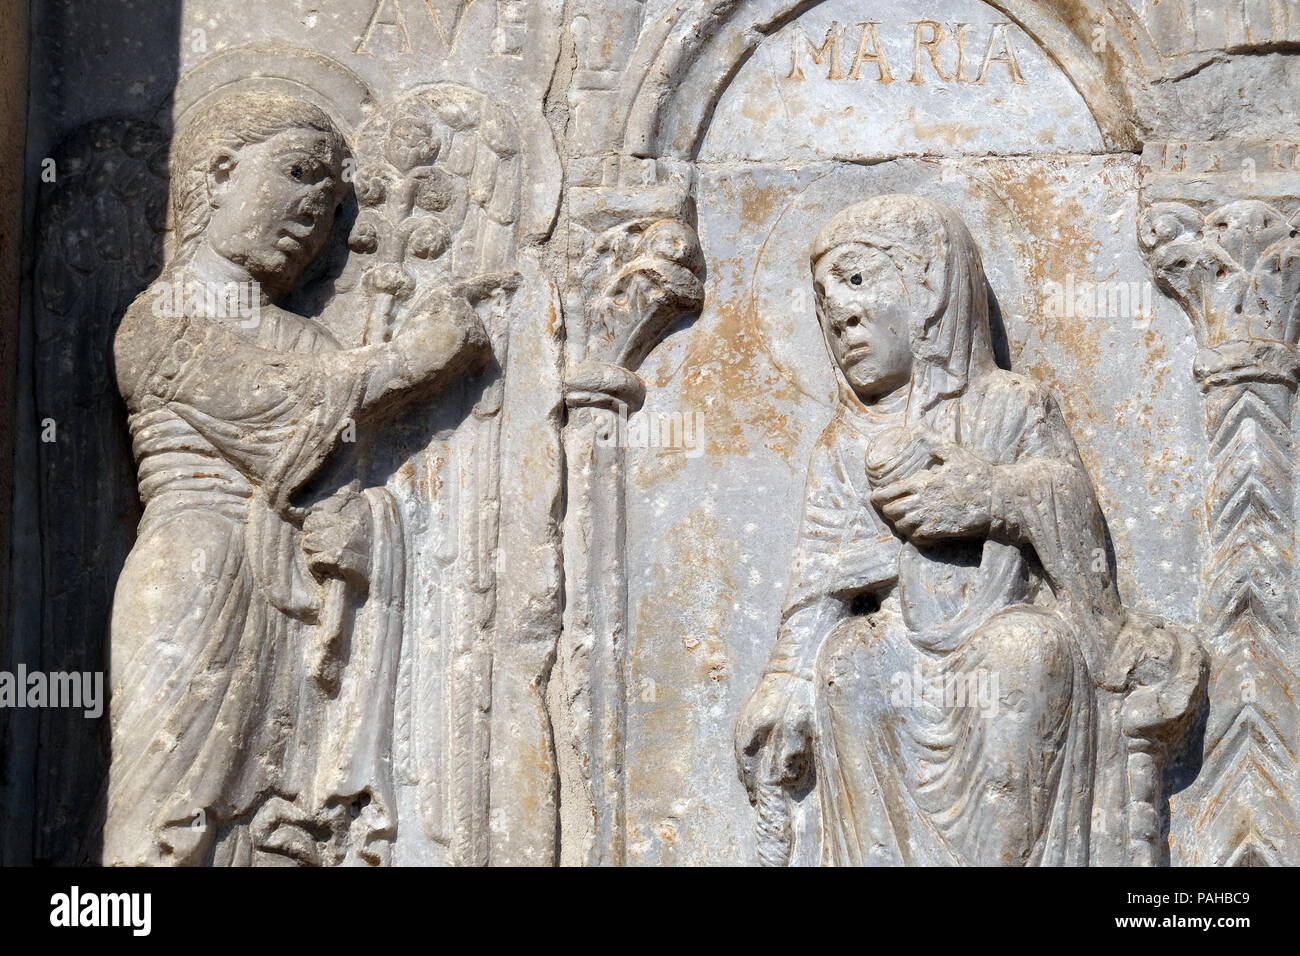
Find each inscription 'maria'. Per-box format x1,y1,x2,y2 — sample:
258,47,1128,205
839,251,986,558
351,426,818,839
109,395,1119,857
787,20,1026,85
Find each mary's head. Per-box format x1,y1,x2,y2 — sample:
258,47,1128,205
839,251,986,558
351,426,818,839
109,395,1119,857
810,194,996,414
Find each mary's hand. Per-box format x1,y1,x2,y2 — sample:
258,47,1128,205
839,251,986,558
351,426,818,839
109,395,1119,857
734,671,816,803
870,440,997,545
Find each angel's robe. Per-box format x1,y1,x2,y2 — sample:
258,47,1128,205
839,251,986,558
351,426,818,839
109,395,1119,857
104,277,427,865
770,368,1126,866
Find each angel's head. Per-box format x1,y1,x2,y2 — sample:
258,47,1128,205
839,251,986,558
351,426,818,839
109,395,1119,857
172,91,348,297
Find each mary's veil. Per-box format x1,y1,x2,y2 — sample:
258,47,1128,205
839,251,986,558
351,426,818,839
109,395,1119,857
809,193,998,427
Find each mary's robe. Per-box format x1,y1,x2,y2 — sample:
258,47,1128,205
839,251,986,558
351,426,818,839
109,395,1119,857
771,367,1126,866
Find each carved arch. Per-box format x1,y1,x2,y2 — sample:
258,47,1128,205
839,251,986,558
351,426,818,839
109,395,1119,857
615,0,1165,160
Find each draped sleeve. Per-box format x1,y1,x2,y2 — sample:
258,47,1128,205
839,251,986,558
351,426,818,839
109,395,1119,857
116,303,360,486
115,288,484,508
767,412,901,679
980,373,1126,675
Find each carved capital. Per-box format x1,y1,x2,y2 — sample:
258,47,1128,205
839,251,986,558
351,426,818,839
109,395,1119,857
1139,140,1300,348
1139,140,1300,866
1140,199,1300,346
566,178,705,372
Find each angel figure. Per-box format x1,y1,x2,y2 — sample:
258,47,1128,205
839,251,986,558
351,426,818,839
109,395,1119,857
105,90,489,866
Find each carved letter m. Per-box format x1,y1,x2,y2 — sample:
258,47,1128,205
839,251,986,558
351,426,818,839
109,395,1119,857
788,22,845,80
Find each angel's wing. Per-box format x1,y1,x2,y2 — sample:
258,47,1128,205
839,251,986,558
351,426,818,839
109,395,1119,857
31,116,168,862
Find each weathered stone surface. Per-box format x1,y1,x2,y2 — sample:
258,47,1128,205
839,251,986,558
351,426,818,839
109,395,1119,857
3,0,1300,867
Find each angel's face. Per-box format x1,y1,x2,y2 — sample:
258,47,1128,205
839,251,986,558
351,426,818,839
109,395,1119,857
206,127,344,294
813,242,918,402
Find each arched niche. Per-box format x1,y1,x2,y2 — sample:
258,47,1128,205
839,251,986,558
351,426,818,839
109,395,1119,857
615,0,1162,161
613,0,1204,867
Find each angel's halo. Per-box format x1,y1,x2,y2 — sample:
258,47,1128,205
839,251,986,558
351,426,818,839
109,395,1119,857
164,44,377,144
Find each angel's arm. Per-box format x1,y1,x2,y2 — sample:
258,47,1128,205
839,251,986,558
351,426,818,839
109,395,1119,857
114,288,490,421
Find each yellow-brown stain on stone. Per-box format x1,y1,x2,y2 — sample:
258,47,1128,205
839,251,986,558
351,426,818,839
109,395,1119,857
737,179,786,230
627,507,737,838
985,160,1104,433
502,681,556,846
635,173,808,489
1130,327,1190,503
905,105,981,148
741,71,778,131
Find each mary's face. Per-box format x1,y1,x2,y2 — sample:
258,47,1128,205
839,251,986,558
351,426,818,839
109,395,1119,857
207,127,344,293
814,242,920,402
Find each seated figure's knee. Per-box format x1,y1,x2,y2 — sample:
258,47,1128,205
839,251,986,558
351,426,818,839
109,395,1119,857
969,607,1075,721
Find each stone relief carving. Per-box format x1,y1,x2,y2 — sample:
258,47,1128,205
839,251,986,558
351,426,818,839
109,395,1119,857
9,0,1300,872
1140,141,1300,865
555,175,705,864
734,195,1206,866
24,27,566,865
104,89,492,865
17,25,572,866
348,83,530,867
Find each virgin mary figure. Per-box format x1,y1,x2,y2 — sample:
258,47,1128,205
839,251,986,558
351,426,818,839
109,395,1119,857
735,194,1201,866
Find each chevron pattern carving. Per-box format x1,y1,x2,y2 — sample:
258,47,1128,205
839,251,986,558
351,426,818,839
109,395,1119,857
1141,198,1300,865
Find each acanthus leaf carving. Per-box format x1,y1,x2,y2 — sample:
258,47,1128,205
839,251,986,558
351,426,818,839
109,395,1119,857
1140,198,1300,347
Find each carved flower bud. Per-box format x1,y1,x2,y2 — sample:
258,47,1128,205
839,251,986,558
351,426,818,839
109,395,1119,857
638,220,703,273
385,117,438,172
1138,202,1200,250
353,166,389,207
480,104,519,158
415,169,456,213
348,218,381,255
363,263,416,300
408,218,452,261
433,91,479,132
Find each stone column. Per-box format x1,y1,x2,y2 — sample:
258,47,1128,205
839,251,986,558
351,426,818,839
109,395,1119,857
1140,140,1300,865
555,167,703,864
